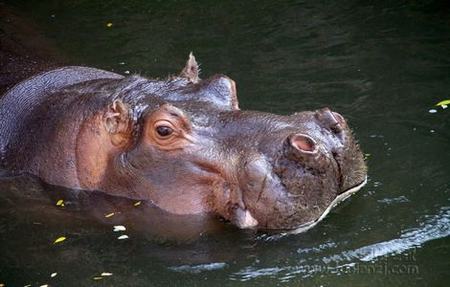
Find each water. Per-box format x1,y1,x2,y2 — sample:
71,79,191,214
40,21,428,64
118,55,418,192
1,0,449,286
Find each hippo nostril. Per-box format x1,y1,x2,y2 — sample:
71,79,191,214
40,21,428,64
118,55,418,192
289,134,318,154
315,108,344,133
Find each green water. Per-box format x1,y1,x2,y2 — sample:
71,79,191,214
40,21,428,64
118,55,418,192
1,0,450,286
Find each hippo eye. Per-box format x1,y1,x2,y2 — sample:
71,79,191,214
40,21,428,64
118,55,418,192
155,125,174,137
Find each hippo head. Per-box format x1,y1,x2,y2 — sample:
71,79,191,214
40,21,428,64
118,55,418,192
87,54,367,230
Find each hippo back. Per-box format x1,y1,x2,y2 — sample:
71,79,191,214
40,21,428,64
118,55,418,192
0,66,123,163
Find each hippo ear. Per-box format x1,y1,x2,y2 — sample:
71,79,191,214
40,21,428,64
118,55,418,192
104,99,132,147
190,75,240,110
179,52,239,110
180,52,200,83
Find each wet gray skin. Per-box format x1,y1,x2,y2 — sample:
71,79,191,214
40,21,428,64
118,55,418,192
0,55,367,230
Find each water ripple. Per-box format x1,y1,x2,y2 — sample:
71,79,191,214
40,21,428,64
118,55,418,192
169,262,227,274
231,206,450,281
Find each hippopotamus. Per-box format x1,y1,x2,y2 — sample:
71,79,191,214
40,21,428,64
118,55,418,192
0,53,367,230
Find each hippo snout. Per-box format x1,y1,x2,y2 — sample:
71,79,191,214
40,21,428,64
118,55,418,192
234,108,367,229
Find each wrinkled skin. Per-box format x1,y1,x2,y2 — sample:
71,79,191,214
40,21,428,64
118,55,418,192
0,54,367,230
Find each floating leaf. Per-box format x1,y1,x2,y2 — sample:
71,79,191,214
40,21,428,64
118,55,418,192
117,235,129,240
113,225,126,232
106,22,113,28
93,276,103,280
56,199,64,206
51,272,57,278
53,236,66,244
436,99,450,106
134,201,141,207
101,272,113,276
104,212,115,218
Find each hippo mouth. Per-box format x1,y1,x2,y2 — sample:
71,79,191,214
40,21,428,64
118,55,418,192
286,176,367,234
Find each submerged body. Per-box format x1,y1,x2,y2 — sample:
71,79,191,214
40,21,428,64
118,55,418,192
0,54,367,230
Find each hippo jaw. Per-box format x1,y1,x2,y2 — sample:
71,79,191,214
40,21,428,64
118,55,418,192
288,176,367,234
233,159,367,230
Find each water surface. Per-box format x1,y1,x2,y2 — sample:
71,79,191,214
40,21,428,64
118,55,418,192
1,1,449,286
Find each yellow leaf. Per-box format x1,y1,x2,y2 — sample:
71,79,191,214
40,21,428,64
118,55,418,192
53,236,66,244
56,199,64,206
436,99,450,106
104,212,115,218
106,22,113,28
134,201,141,207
